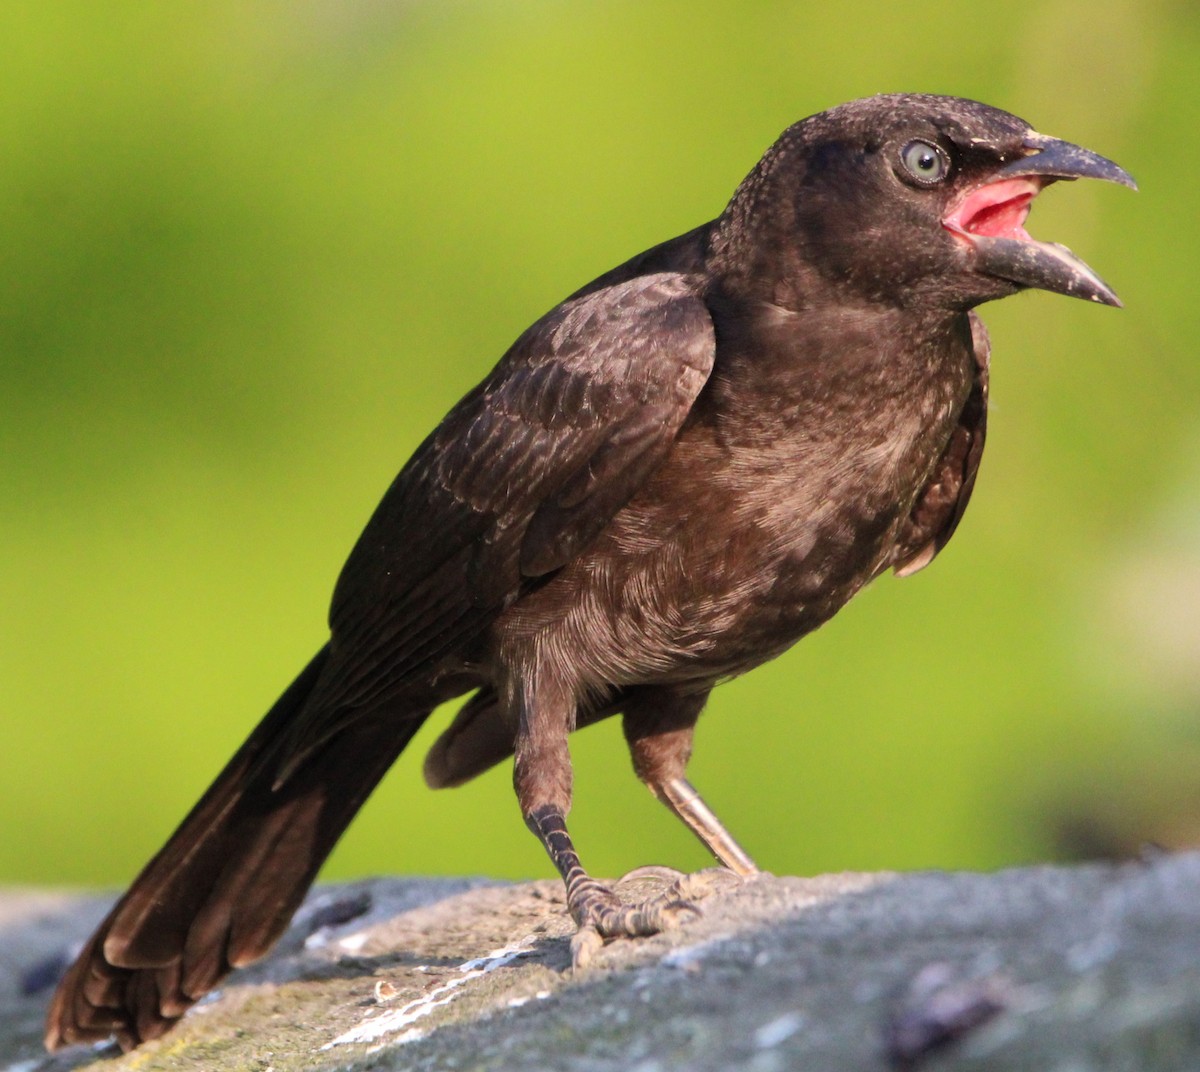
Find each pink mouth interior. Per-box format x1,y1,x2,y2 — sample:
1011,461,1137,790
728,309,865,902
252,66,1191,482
943,177,1042,241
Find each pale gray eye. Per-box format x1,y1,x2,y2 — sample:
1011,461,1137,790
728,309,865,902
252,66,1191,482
900,140,949,185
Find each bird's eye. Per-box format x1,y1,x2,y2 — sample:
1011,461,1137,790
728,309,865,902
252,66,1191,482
899,139,950,186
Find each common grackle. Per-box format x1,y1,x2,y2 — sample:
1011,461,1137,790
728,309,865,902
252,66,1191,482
46,93,1134,1052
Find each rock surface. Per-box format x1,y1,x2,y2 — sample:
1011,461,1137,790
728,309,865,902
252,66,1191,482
3,853,1200,1071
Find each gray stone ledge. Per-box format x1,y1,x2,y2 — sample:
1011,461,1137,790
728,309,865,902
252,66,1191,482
4,853,1199,1071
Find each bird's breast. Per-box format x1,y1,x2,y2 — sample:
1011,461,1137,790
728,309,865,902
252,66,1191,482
502,309,976,690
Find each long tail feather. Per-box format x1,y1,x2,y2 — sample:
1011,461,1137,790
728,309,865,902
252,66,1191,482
45,645,429,1052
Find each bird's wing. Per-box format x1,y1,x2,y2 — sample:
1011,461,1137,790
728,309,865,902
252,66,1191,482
891,312,990,577
281,272,716,767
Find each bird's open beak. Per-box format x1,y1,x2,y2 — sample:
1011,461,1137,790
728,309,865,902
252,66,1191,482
943,134,1136,307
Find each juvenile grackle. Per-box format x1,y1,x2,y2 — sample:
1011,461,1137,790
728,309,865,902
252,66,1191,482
46,93,1134,1052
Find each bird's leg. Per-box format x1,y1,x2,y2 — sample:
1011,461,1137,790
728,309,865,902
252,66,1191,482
523,803,700,966
513,675,698,967
623,688,758,877
652,777,758,877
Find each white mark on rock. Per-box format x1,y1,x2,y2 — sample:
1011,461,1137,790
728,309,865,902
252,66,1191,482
194,988,222,1010
337,931,370,953
753,1011,805,1049
661,936,728,971
322,940,535,1049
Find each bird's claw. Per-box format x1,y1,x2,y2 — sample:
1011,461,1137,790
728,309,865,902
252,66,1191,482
616,864,688,884
617,864,751,905
567,869,738,968
569,894,701,969
665,865,753,901
569,924,603,969
568,884,699,967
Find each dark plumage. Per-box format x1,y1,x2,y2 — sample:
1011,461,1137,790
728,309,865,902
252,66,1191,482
46,93,1133,1052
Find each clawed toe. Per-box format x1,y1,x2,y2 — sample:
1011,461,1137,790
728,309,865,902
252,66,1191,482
575,881,698,936
569,893,700,969
565,865,753,968
565,876,699,967
570,924,605,969
530,805,748,969
616,864,688,884
666,865,754,901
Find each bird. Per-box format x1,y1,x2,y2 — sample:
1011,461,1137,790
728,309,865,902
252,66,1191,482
45,93,1134,1053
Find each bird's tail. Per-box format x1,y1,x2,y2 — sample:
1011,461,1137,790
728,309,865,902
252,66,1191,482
45,644,430,1052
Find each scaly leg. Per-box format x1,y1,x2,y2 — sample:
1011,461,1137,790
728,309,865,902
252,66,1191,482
524,804,700,966
623,687,759,877
653,776,758,876
513,673,698,967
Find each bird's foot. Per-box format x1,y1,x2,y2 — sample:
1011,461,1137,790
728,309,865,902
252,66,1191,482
624,863,756,901
568,873,698,969
568,865,748,968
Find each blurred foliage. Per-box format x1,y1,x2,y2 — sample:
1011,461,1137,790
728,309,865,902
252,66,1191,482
2,0,1198,888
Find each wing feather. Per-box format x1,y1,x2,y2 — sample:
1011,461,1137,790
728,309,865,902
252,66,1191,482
280,272,716,767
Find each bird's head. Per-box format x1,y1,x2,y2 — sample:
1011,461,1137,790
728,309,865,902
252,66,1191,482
715,94,1135,312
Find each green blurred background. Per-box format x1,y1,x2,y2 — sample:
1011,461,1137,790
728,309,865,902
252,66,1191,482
2,1,1197,890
